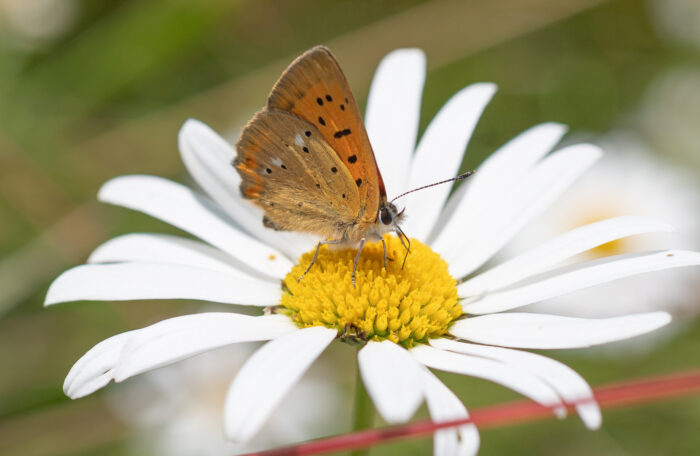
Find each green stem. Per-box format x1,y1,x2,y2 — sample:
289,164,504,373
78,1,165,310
351,353,374,456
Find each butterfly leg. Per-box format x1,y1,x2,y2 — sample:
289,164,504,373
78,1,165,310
351,238,367,288
380,237,388,270
298,239,342,283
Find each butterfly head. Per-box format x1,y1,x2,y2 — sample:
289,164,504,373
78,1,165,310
375,201,411,255
376,201,410,265
378,202,405,229
376,201,407,243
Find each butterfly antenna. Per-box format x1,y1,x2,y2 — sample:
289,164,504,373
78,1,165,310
390,170,476,203
390,170,474,268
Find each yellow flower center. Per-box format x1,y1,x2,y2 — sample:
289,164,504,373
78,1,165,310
279,235,461,348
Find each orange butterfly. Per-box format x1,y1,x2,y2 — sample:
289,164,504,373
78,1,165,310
234,46,470,286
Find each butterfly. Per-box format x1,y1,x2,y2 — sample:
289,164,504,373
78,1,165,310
233,46,471,286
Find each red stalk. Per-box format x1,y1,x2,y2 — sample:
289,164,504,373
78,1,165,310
242,369,700,456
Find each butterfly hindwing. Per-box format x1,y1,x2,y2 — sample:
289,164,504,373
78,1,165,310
267,46,386,223
234,109,362,239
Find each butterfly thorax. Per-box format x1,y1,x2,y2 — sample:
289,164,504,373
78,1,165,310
335,200,405,246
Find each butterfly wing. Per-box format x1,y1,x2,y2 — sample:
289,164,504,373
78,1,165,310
234,109,362,239
267,46,386,224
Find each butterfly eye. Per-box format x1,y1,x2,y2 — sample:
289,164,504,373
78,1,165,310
380,207,393,225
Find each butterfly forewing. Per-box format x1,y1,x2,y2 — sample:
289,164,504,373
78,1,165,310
267,46,386,222
234,109,362,239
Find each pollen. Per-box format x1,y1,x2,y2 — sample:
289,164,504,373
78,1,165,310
279,235,461,348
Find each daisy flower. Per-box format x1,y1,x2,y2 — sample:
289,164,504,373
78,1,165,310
507,133,700,321
107,344,346,456
46,49,700,455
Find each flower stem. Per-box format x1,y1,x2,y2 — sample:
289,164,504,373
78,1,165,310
351,355,374,456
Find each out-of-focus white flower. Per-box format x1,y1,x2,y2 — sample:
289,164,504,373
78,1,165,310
638,67,700,169
0,0,77,49
507,133,700,323
107,343,348,456
647,0,700,49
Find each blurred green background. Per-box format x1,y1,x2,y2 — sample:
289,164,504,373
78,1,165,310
1,0,699,455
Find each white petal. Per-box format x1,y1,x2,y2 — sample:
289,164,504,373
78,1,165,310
461,250,700,314
98,175,292,278
179,119,315,258
358,340,425,423
88,233,260,280
63,331,136,399
115,313,296,381
448,144,602,279
434,422,458,456
431,339,601,429
178,119,260,227
460,216,676,296
450,312,671,349
458,123,569,208
432,123,567,251
412,345,564,413
422,369,480,456
365,49,426,198
224,326,336,442
44,263,281,306
402,83,497,241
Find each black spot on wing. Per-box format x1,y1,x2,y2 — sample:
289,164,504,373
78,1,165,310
263,216,279,230
348,155,357,164
356,178,362,187
305,130,311,137
331,167,338,173
303,146,309,153
325,94,333,102
318,116,326,126
316,97,323,106
266,168,272,174
334,129,352,138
